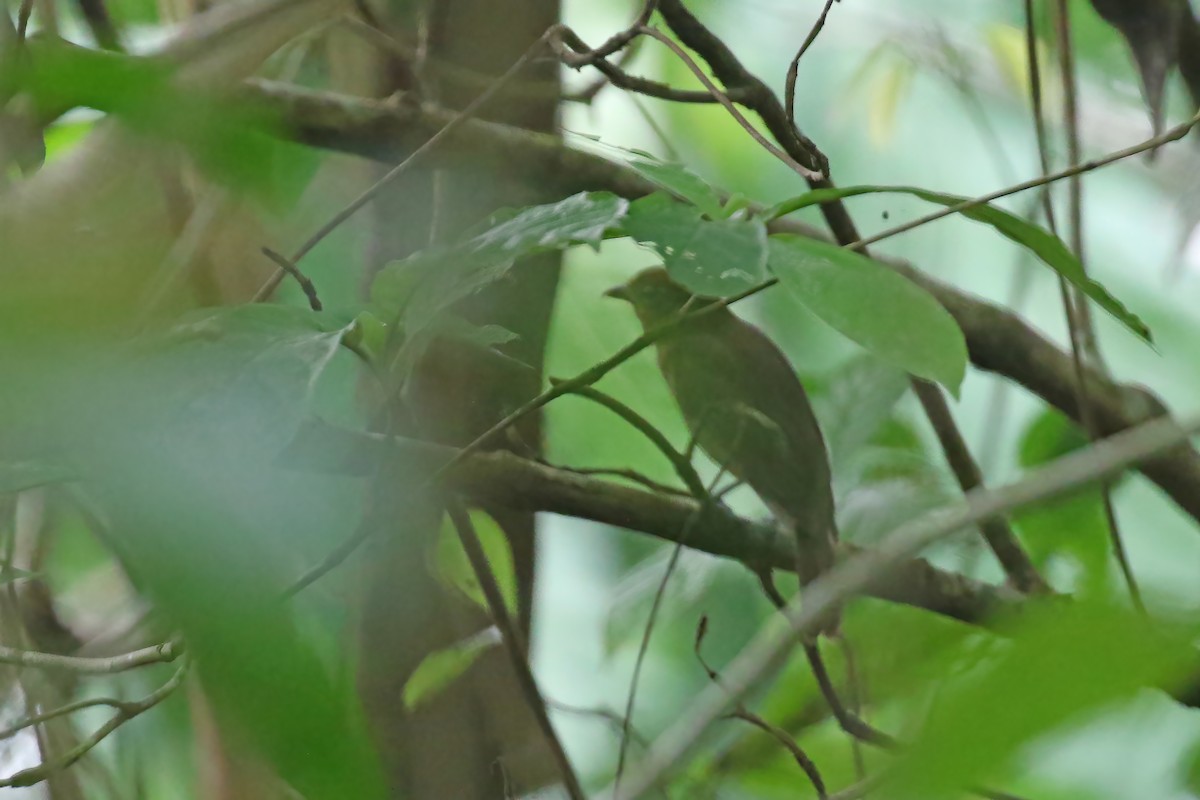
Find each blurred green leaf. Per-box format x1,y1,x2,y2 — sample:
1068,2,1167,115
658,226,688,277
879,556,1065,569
627,158,727,219
622,193,769,296
434,509,518,617
1018,408,1091,468
1015,409,1109,592
1184,735,1200,796
42,117,95,161
61,304,382,799
816,355,911,471
403,627,501,710
768,235,967,394
886,601,1200,800
764,186,1151,342
604,547,720,654
20,39,315,205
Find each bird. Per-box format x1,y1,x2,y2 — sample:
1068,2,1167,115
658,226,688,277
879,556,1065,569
605,267,839,611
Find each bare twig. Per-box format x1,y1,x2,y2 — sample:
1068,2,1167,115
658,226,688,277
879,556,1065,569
558,0,658,68
446,502,585,800
566,466,689,497
613,509,704,793
784,0,838,129
555,27,727,104
0,663,187,789
1048,0,1144,612
0,640,181,674
639,25,823,181
260,247,323,311
696,617,828,798
912,380,1048,594
557,382,706,498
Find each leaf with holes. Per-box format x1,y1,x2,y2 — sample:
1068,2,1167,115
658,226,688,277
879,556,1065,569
622,193,768,296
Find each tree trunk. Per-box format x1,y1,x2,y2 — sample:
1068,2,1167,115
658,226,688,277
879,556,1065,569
353,1,563,797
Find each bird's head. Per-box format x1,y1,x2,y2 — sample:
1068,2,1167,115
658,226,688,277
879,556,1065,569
604,267,696,325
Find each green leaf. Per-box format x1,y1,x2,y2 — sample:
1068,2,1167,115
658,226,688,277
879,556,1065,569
402,627,501,710
763,185,1151,342
472,191,629,254
434,510,518,617
886,601,1199,800
370,192,627,375
622,193,768,297
626,159,726,219
768,235,968,394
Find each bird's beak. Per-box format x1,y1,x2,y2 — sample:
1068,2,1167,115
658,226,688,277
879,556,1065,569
604,284,630,301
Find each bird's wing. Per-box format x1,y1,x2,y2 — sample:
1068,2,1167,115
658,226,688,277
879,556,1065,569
657,317,837,538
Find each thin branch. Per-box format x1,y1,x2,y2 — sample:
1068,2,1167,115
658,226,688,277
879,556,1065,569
285,419,1019,624
260,247,323,311
639,25,823,181
605,411,1200,799
784,0,837,129
842,105,1200,255
565,466,688,496
558,0,658,68
697,618,828,798
613,510,702,793
446,502,585,800
1028,1,1144,611
727,708,828,797
555,27,727,104
912,380,1048,595
556,382,707,498
0,663,187,789
0,640,181,674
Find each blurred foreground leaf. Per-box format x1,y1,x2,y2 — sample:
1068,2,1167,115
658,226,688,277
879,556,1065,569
886,601,1199,799
403,627,502,711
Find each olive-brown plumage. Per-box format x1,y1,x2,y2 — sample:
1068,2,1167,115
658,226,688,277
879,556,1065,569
606,268,838,589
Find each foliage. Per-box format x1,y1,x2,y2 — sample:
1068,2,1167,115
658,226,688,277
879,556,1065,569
2,1,1199,799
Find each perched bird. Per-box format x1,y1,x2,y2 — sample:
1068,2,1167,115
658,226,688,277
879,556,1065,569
605,268,839,602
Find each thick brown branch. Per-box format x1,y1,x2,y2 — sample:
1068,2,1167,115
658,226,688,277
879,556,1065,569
285,420,1018,626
